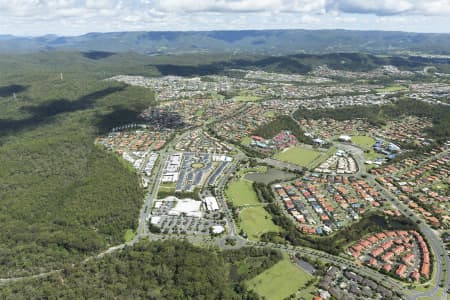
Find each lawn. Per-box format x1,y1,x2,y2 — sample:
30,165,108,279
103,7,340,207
225,179,260,206
246,255,313,300
233,95,261,102
237,166,268,177
375,85,408,93
123,229,136,242
351,135,375,150
239,207,281,240
240,136,252,146
274,146,323,168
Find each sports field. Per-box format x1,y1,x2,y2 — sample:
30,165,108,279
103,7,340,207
225,179,260,206
239,206,281,240
246,256,313,300
274,146,322,168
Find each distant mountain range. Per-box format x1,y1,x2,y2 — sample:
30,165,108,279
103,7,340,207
1,29,450,55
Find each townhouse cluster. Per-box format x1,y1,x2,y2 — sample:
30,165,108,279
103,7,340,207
249,130,298,152
349,230,431,281
212,104,276,143
315,150,357,174
273,174,384,235
175,129,233,154
373,145,449,229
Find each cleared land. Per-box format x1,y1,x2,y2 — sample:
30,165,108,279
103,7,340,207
239,206,281,241
274,146,324,168
246,255,313,300
226,179,260,206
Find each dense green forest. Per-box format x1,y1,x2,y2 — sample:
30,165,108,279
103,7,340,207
0,240,281,299
252,115,312,144
294,99,450,143
2,29,450,55
0,54,156,277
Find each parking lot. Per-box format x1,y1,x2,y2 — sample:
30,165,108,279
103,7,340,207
150,197,226,235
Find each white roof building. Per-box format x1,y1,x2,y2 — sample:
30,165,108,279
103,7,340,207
168,198,203,218
204,196,219,211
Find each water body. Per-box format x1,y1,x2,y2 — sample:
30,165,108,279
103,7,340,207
244,168,295,184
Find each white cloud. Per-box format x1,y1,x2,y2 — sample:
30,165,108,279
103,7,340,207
0,0,449,35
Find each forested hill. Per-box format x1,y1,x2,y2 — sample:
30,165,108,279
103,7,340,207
1,240,282,299
1,29,450,55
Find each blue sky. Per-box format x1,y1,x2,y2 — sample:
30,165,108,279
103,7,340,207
0,0,449,36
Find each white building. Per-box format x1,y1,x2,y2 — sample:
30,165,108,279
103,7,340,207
204,196,219,211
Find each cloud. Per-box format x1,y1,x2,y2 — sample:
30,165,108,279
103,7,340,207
0,0,449,35
326,0,450,16
156,0,326,13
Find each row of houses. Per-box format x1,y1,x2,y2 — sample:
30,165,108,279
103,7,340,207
350,230,430,281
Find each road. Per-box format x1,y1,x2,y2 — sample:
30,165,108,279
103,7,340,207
0,125,447,300
343,141,449,300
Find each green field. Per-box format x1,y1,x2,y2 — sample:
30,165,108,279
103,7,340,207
158,182,176,195
237,166,268,177
351,135,384,162
233,95,261,102
246,255,313,300
240,136,252,146
375,85,408,93
123,229,136,242
239,207,281,240
225,179,260,206
274,146,323,168
351,135,375,149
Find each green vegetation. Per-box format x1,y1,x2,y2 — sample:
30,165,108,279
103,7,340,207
240,136,252,146
239,207,282,241
351,135,375,149
0,53,156,277
233,95,262,102
123,229,136,243
237,165,268,177
157,182,176,197
375,85,409,93
351,135,380,162
226,179,261,206
246,254,313,300
274,146,322,168
294,99,450,144
253,115,312,144
259,182,419,255
1,240,279,299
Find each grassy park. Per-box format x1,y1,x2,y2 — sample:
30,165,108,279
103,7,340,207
351,135,375,149
351,135,382,162
239,207,281,240
246,255,313,300
225,179,260,206
274,146,332,169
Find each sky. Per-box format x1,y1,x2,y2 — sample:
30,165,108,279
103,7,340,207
0,0,449,36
